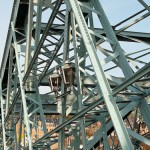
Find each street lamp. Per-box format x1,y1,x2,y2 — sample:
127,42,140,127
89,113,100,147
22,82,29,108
48,68,61,93
61,60,75,86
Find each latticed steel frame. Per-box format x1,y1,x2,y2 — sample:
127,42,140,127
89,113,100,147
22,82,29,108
0,0,150,149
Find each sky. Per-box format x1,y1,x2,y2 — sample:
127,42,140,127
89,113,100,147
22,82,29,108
0,1,13,64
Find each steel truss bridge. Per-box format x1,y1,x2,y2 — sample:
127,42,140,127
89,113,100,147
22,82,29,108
0,0,150,149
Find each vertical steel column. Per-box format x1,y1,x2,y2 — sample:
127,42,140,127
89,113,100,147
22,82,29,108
0,82,6,150
5,48,13,116
24,0,33,74
58,10,70,150
33,0,43,143
5,48,16,149
34,0,43,82
11,22,33,150
68,0,134,149
100,114,110,150
71,12,87,149
17,104,23,150
10,101,16,149
34,0,43,49
36,89,51,150
72,124,80,149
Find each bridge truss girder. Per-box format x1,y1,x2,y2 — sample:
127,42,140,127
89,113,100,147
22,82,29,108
0,0,150,149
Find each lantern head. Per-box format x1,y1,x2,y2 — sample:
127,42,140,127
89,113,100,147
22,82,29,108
49,69,61,92
62,60,75,86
